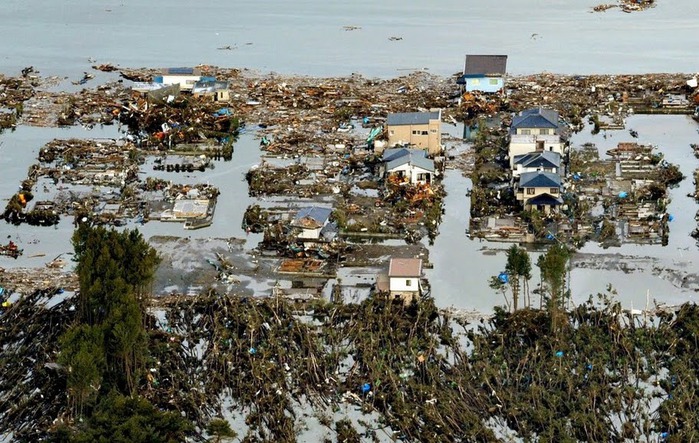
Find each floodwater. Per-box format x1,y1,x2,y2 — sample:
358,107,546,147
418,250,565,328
427,115,699,313
2,2,699,311
0,1,698,79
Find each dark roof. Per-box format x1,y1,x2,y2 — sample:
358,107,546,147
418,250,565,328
512,107,560,130
519,171,561,188
387,111,440,126
292,207,332,228
388,258,422,277
162,67,201,76
463,55,508,75
513,151,561,169
525,193,563,206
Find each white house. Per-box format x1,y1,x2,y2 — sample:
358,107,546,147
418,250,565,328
508,108,564,167
381,148,435,185
291,207,334,240
387,258,423,301
154,67,202,91
509,134,564,168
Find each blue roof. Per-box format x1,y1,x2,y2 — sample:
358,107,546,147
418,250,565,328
163,67,198,75
519,171,561,188
512,107,560,130
526,194,563,206
513,151,561,169
387,111,440,126
294,207,332,225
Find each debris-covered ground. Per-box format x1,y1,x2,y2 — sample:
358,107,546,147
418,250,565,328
5,288,699,441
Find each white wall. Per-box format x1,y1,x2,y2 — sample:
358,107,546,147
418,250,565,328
387,163,433,185
390,277,420,292
297,227,322,239
161,75,201,90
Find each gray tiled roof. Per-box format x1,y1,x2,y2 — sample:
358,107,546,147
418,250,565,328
382,148,426,163
519,171,561,188
464,55,508,75
512,107,560,130
293,207,332,225
387,111,440,126
513,151,561,169
386,151,435,173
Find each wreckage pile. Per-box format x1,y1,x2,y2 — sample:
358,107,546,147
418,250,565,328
6,289,699,441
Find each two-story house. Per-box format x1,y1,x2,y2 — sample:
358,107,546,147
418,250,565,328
516,171,562,214
508,107,564,168
386,111,442,156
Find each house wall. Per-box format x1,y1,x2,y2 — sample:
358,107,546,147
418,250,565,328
388,121,441,156
516,186,560,203
508,141,564,168
515,128,554,135
513,165,557,177
386,163,433,185
389,276,420,292
464,76,504,93
297,227,323,240
160,75,201,91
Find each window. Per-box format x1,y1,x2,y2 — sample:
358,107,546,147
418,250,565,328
390,130,395,135
412,130,418,135
406,279,412,286
521,129,531,135
526,188,535,195
550,188,559,194
489,78,499,85
540,129,550,135
471,79,480,85
430,129,437,133
421,131,428,136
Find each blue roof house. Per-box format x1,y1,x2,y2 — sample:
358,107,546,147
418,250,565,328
516,171,562,214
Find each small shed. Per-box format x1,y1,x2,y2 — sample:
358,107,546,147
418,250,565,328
388,258,423,301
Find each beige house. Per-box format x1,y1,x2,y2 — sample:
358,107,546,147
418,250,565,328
192,80,231,102
387,111,442,156
516,171,562,214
